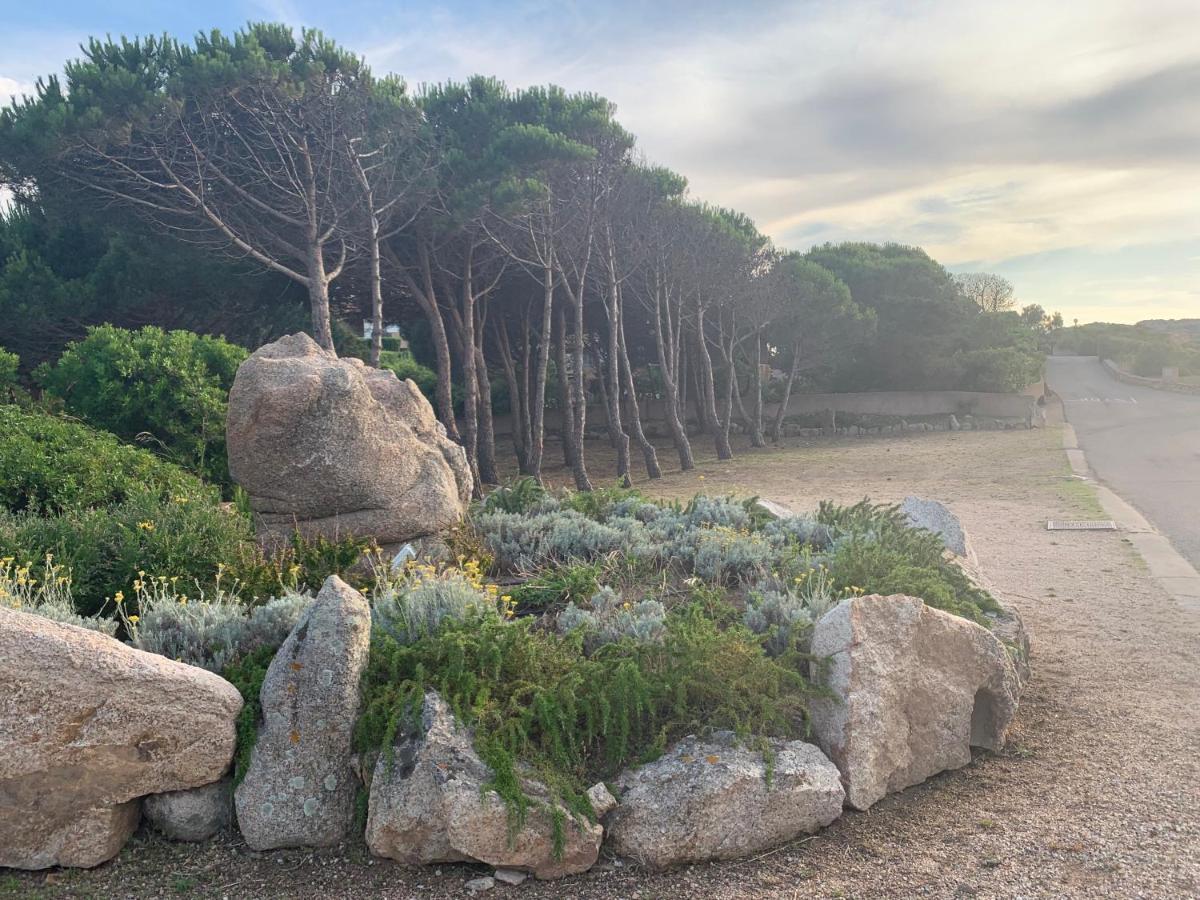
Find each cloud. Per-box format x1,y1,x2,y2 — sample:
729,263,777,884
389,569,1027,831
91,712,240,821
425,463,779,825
0,76,37,104
4,0,1199,322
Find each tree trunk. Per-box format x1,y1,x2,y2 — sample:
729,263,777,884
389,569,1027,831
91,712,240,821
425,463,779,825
457,245,481,494
494,321,527,473
567,292,592,492
750,331,766,447
528,263,555,480
553,304,581,477
389,243,460,442
474,328,499,487
367,222,383,368
601,239,631,486
694,309,733,460
651,274,693,471
618,299,661,478
771,341,802,442
306,257,334,353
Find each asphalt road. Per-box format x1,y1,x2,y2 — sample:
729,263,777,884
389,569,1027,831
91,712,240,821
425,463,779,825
1046,355,1200,569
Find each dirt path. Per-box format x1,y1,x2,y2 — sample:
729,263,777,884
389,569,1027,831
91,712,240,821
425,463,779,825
6,428,1199,899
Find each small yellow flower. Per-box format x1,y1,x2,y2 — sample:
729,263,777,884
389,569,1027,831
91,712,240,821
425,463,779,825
128,615,140,624
114,591,125,604
137,521,156,532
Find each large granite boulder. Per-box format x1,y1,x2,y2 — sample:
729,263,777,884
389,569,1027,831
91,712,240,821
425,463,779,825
144,776,232,842
366,692,601,879
227,333,472,548
809,594,1021,811
0,607,242,869
234,576,371,850
899,497,1031,688
604,732,844,869
901,496,972,561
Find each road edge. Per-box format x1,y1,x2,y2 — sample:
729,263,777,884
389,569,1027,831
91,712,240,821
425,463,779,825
1061,423,1200,608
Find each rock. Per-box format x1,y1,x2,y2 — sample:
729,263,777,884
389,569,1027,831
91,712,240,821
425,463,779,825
144,776,232,842
234,576,372,850
604,732,844,870
0,607,242,869
366,692,601,879
986,598,1032,691
226,333,471,548
586,782,617,817
809,594,1021,811
466,876,495,893
753,498,796,521
494,869,528,886
901,496,972,560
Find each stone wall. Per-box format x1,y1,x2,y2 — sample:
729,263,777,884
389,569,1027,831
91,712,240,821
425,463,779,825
489,390,1041,438
1101,358,1200,395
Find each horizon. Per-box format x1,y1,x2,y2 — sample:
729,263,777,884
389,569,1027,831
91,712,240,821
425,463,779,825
3,0,1198,325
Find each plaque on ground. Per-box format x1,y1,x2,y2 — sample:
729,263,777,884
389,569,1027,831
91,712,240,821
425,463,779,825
1045,520,1118,531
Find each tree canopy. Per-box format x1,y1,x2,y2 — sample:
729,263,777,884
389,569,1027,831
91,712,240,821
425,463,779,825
0,22,1056,491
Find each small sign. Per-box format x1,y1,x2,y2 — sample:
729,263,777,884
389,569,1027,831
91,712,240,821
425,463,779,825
1046,520,1118,531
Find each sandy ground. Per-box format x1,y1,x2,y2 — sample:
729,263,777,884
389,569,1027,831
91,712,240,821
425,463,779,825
5,427,1199,899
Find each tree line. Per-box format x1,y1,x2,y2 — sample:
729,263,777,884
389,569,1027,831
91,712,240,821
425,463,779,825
0,24,1055,492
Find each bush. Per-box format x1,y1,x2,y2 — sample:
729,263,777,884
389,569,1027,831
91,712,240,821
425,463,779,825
370,559,510,645
479,476,548,515
378,351,438,403
945,347,1043,393
743,567,841,656
0,404,206,514
355,602,817,831
122,575,311,673
818,500,999,622
36,325,247,487
0,552,117,635
557,587,666,652
509,562,601,611
0,349,18,392
0,487,252,617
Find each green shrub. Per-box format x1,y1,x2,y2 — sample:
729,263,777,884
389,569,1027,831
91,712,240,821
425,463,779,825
945,347,1043,393
818,499,999,622
226,531,375,600
0,487,252,617
560,483,645,520
479,476,549,515
509,562,601,611
0,404,206,514
36,325,247,487
0,552,117,635
223,646,277,784
378,351,438,402
0,350,18,392
355,602,816,831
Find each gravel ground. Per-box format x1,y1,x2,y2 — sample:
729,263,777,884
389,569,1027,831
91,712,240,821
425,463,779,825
5,426,1198,899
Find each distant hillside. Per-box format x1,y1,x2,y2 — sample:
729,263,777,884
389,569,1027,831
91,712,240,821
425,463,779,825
1136,319,1200,340
1056,322,1200,377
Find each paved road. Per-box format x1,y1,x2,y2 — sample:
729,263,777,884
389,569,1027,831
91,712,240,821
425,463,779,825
1046,355,1200,568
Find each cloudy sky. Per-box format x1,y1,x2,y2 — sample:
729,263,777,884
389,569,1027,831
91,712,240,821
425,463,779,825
4,0,1199,323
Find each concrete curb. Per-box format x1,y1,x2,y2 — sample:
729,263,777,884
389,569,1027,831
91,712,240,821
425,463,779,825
1061,424,1200,607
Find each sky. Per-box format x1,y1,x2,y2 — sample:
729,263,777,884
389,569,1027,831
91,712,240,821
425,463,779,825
2,0,1198,324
